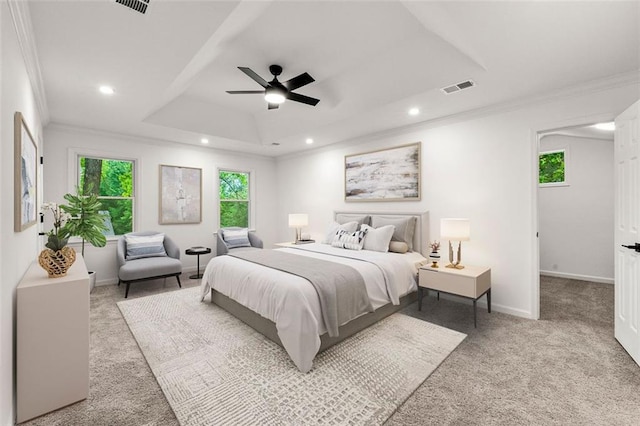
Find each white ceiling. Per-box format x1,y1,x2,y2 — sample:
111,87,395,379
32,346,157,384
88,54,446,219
28,1,639,156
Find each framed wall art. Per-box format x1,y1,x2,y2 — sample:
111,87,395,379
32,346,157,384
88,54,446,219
14,112,38,231
159,165,202,224
345,142,421,202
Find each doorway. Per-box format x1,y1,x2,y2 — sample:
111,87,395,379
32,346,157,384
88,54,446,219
536,122,615,320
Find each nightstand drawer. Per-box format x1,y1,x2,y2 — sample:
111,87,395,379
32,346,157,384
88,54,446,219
419,267,491,299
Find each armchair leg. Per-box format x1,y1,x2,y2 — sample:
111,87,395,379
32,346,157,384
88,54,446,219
118,279,121,287
125,282,131,299
176,275,182,288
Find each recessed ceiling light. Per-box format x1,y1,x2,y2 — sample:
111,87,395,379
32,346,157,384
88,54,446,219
201,138,209,144
408,107,419,116
593,122,615,131
306,138,314,145
99,85,115,95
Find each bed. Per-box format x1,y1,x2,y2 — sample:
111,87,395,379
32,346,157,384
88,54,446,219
200,211,429,372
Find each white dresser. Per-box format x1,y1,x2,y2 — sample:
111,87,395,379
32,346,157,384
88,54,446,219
16,254,90,423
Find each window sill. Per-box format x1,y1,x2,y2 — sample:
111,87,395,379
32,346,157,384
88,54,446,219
539,182,570,188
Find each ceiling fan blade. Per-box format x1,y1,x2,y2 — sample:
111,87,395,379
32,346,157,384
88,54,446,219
226,90,264,94
283,72,315,91
268,103,279,110
287,92,320,106
238,67,269,88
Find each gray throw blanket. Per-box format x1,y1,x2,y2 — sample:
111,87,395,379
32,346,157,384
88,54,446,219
229,250,373,337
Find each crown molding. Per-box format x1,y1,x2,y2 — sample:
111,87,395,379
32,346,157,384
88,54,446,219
45,122,275,162
8,0,49,124
278,70,640,162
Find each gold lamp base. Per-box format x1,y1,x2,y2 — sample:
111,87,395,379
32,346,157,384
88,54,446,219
445,241,465,269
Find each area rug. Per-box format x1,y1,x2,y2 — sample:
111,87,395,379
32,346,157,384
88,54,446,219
118,287,466,426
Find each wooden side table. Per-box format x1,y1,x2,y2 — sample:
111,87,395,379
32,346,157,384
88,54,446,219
418,264,491,327
185,247,211,279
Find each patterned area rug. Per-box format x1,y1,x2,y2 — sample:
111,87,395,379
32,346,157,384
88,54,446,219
118,287,466,426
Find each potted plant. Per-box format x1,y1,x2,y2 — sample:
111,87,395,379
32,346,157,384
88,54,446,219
61,186,107,292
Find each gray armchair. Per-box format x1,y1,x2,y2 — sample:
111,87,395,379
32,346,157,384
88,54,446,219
216,227,264,256
117,231,182,298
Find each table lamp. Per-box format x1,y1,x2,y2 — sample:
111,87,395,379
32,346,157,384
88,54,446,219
440,218,470,269
288,213,308,243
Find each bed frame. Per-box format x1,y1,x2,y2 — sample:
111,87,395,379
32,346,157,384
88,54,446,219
210,211,429,354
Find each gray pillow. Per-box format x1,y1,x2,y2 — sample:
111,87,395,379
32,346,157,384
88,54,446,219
371,215,417,251
323,221,358,244
335,214,370,227
222,228,251,249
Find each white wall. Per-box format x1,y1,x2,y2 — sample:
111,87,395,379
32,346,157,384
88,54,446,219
43,126,278,285
1,2,44,424
539,134,614,283
276,84,639,319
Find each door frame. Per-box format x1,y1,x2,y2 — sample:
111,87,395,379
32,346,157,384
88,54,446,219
530,112,616,320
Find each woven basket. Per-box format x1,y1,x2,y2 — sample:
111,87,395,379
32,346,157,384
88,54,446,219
38,246,76,278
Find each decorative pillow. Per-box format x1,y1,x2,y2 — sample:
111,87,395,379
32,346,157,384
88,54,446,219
371,216,417,251
125,233,167,260
331,229,367,250
389,241,409,254
335,214,370,227
361,224,395,253
323,221,358,244
222,228,252,249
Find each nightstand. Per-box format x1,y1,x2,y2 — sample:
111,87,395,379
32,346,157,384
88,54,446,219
418,264,491,327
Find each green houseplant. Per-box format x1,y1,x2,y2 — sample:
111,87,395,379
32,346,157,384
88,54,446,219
61,186,108,291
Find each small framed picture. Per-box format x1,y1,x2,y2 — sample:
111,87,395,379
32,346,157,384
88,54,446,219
14,112,38,231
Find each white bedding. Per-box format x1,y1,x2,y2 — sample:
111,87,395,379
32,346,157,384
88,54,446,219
200,243,426,372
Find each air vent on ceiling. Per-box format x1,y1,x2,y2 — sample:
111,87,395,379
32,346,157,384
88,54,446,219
115,0,149,14
441,80,475,94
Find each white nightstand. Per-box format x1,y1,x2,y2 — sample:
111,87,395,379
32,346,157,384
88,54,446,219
418,264,491,327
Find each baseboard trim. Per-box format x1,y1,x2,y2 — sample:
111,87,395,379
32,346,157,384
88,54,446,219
427,292,532,319
540,270,614,285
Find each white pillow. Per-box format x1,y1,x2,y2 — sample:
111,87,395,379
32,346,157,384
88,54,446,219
331,229,367,250
361,224,395,253
323,221,358,244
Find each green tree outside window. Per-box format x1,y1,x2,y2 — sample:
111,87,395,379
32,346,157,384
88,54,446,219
79,156,134,235
219,171,249,228
539,150,565,185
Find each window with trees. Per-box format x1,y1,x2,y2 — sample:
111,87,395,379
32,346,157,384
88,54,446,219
219,170,250,228
78,156,134,235
539,150,566,186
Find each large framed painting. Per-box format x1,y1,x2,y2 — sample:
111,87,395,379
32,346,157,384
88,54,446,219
14,112,38,231
345,142,421,202
159,165,202,224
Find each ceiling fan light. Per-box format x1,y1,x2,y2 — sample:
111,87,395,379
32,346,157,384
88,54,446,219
265,87,286,104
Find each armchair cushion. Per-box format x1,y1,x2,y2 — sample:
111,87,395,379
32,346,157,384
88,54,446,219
220,228,251,249
216,228,263,256
125,233,167,260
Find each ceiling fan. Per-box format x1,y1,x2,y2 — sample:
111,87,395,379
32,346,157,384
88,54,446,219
226,65,320,110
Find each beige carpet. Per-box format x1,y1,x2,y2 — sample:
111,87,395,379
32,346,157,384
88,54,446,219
118,287,466,426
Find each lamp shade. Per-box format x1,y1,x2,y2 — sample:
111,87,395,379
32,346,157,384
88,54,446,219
441,218,470,241
288,213,308,228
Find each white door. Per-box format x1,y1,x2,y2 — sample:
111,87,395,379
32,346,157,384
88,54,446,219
615,100,640,366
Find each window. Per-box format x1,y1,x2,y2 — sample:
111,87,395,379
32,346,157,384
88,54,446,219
219,170,250,228
78,156,134,235
539,149,566,186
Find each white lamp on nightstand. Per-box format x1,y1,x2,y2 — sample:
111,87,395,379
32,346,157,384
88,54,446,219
288,213,308,243
441,218,470,269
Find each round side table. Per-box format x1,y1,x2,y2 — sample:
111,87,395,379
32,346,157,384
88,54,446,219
184,247,211,279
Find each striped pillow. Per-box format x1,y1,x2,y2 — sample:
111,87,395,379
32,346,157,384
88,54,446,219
222,228,251,249
331,229,367,251
125,233,167,260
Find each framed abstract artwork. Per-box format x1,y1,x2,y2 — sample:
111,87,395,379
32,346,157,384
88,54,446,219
159,165,202,224
14,112,38,231
345,142,421,202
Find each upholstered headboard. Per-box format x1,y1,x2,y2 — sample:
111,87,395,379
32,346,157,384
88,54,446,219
333,211,429,256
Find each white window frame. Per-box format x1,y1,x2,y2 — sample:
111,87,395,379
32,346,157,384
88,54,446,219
68,148,139,239
216,168,255,230
538,148,570,188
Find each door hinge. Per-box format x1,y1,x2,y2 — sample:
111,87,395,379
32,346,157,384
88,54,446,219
40,156,44,165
